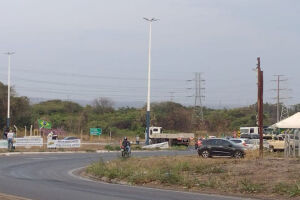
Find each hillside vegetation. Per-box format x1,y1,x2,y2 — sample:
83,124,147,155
0,81,299,137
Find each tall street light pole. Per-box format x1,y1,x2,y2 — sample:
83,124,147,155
4,52,15,129
143,17,158,145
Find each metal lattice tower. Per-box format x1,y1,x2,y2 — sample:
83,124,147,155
271,75,290,122
194,72,205,121
280,104,289,121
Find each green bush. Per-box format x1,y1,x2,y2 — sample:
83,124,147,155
104,145,114,151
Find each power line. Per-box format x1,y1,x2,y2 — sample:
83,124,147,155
4,68,189,82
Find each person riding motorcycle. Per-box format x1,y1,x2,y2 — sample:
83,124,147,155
122,137,131,153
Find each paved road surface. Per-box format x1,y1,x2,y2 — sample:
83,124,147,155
0,151,254,200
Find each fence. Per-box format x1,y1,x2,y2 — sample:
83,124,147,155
284,129,300,158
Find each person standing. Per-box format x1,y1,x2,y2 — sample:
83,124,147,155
3,128,8,139
136,135,140,145
7,130,15,151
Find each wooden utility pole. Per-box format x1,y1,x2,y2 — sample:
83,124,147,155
257,57,264,158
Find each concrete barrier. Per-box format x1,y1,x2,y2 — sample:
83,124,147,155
142,142,169,149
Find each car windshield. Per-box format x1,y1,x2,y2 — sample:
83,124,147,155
231,140,242,143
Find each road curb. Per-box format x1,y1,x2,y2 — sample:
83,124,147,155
0,192,31,200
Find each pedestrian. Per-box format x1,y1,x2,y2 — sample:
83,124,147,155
136,135,140,145
3,128,8,139
7,129,15,150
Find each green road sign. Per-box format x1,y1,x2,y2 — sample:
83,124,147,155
90,128,102,136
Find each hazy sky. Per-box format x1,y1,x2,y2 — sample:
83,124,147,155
0,0,299,107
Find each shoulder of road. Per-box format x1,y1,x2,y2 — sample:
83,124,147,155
0,192,31,200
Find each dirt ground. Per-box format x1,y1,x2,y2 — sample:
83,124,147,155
0,192,31,200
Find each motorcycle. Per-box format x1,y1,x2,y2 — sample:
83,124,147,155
121,145,131,158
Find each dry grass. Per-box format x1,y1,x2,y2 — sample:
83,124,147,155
87,152,300,199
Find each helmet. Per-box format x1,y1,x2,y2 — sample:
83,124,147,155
124,137,127,140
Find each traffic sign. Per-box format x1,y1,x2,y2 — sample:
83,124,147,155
90,128,102,136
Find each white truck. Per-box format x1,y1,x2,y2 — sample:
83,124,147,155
240,127,260,139
147,126,194,146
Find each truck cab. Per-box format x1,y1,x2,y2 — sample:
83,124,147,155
149,127,163,135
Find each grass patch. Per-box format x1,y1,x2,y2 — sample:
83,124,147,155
239,179,264,193
104,145,114,151
86,154,300,199
85,149,96,152
169,145,188,151
273,182,300,197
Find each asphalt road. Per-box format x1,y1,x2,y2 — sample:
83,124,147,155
0,151,254,200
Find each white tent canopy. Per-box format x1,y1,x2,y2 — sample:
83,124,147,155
270,112,300,129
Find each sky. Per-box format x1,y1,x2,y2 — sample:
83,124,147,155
0,0,299,107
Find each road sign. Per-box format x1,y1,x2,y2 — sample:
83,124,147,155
90,128,102,136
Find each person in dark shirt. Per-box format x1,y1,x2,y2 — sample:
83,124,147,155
122,137,131,152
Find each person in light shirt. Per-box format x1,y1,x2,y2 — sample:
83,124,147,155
7,130,15,150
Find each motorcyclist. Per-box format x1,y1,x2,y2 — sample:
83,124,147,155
122,137,131,153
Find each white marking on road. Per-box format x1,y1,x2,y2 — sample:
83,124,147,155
26,158,45,160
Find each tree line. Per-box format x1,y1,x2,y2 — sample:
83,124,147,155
1,81,299,137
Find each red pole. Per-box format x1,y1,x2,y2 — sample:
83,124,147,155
257,57,264,158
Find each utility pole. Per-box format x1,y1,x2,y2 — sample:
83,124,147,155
143,17,158,145
257,57,264,158
194,72,205,121
271,75,289,122
4,52,15,129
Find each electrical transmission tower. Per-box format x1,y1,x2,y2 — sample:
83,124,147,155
194,72,205,121
169,92,175,102
281,104,289,121
271,75,290,122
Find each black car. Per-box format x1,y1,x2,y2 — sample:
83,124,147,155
197,138,245,158
63,136,78,140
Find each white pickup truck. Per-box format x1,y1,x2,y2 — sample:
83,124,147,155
147,126,194,146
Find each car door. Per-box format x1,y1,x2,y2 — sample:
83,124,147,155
205,139,218,155
215,139,233,156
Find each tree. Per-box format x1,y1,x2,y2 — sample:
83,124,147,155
92,97,114,114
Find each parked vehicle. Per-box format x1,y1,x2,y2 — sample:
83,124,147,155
240,127,259,135
148,126,194,146
197,138,245,158
229,138,253,150
248,139,270,150
63,136,79,140
265,135,285,152
241,133,260,139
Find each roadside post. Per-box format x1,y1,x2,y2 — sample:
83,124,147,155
257,57,264,158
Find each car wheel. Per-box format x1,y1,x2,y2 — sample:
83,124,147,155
201,150,210,158
234,151,243,159
269,146,274,152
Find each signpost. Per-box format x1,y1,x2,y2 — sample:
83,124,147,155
90,128,102,142
90,128,102,136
